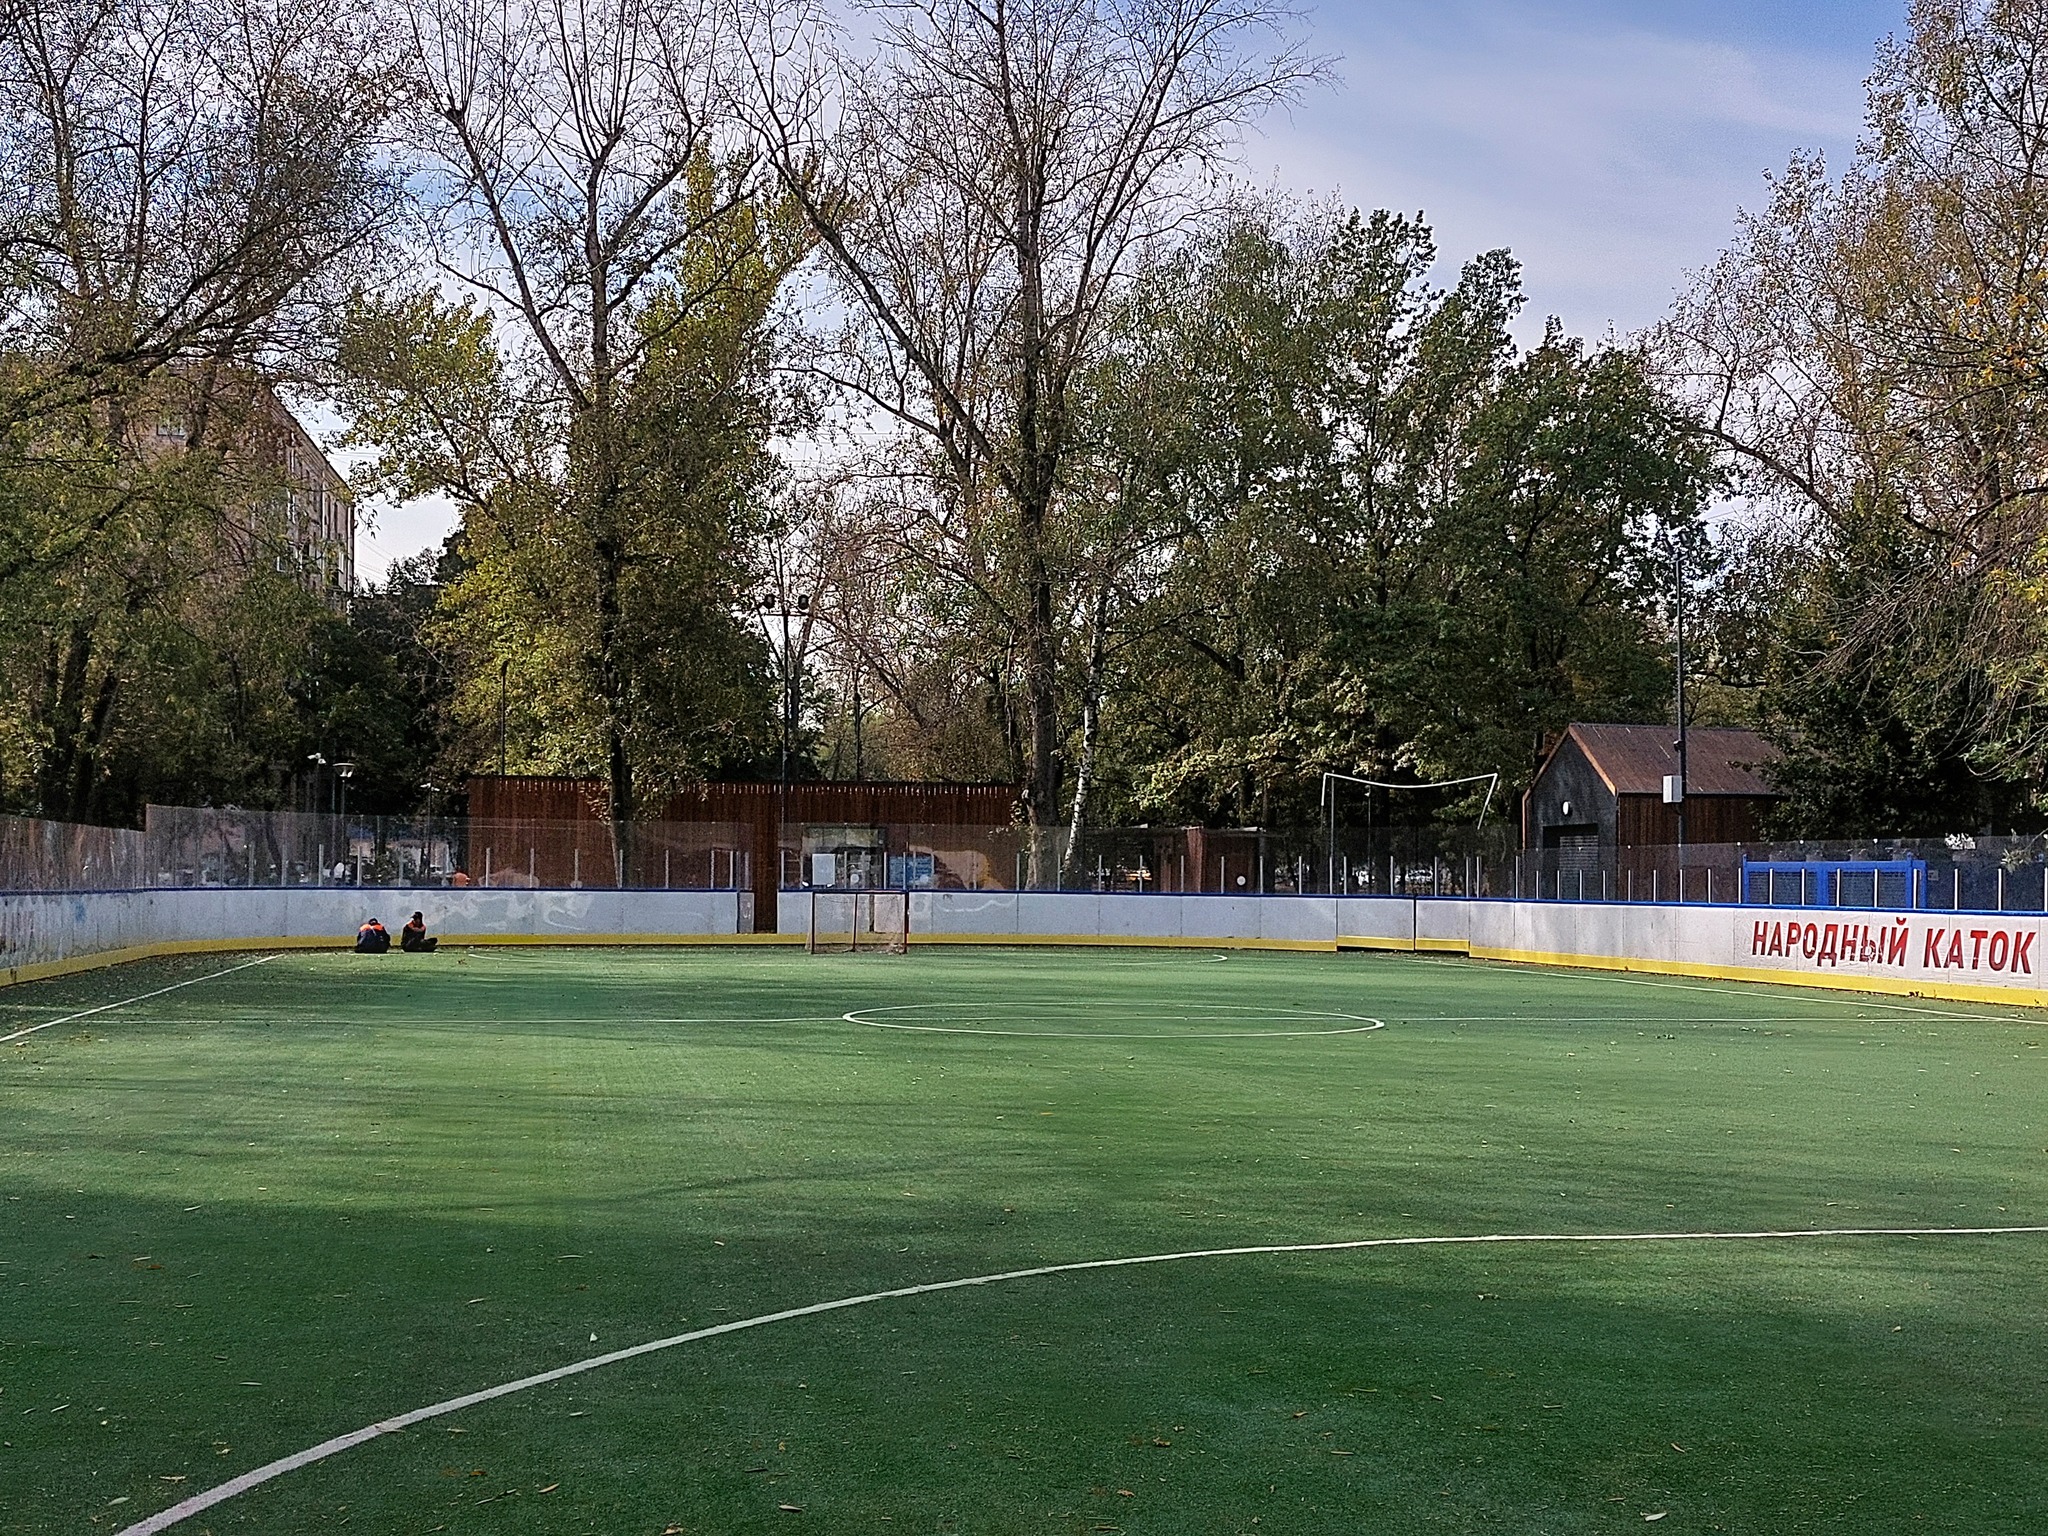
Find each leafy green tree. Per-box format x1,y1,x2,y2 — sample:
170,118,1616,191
337,214,793,827
1085,206,1712,828
1661,0,2048,828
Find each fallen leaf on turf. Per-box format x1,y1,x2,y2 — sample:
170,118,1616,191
777,1504,803,1513
1644,1515,1667,1522
1672,1443,1685,1452
1117,1490,1133,1497
536,1484,557,1494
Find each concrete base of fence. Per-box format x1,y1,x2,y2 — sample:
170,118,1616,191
5,888,2044,1011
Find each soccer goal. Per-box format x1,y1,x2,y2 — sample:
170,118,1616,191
806,889,910,954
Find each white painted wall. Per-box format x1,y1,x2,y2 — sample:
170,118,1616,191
3,888,747,980
777,890,1415,948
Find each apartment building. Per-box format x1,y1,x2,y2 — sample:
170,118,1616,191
141,374,356,605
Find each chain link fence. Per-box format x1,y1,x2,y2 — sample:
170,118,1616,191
7,805,2048,915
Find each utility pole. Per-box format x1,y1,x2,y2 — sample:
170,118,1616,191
498,658,510,778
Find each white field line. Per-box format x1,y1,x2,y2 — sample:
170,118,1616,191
116,1223,2048,1536
0,955,278,1045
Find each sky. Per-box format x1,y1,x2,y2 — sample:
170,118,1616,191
351,0,1907,582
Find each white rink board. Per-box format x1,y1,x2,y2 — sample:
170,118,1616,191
3,887,747,982
11,879,2046,1009
1467,900,2048,1007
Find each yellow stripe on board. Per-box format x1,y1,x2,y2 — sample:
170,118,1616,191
906,933,1335,952
1,931,797,987
1465,942,2048,1010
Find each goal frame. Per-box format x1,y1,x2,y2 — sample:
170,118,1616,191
805,888,910,954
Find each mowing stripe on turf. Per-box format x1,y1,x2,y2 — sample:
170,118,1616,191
115,1222,2048,1536
843,1002,1386,1038
0,954,278,1044
1524,962,2046,1025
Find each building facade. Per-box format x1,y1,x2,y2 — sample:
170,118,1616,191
138,374,355,604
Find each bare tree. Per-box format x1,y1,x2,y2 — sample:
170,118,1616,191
0,0,398,431
1656,0,2048,776
742,0,1319,874
400,0,787,861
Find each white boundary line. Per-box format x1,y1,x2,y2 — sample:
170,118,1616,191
115,1223,2048,1536
842,1002,1387,1039
0,955,278,1045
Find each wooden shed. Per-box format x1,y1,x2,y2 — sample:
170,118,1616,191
1520,724,1780,867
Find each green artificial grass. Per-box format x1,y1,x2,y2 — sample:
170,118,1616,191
2,945,2046,1534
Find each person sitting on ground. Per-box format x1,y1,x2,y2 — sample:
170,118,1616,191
400,911,438,952
354,917,391,954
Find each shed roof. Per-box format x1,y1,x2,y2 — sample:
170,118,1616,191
1548,723,1779,798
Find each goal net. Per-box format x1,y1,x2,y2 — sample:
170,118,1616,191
805,889,909,954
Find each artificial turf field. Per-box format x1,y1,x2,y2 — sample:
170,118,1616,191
3,946,2047,1535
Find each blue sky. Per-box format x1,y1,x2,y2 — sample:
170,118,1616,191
355,0,1907,578
1246,0,1906,338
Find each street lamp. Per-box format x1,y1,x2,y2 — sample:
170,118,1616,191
754,590,812,888
1656,527,1689,857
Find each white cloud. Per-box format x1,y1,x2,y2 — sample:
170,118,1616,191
1245,6,1877,338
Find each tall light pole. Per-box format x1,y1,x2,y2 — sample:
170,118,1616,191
498,658,510,778
1657,528,1689,857
755,588,812,888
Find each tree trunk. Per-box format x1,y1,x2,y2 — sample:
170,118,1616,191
592,521,633,886
1062,583,1110,881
